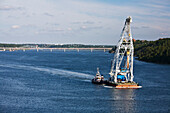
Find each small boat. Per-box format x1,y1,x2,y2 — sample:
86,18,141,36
92,68,105,84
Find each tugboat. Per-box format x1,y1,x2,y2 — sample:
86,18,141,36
92,16,142,89
92,68,105,84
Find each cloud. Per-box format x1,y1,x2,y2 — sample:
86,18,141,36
132,26,150,29
160,32,169,36
39,28,64,34
131,26,140,29
43,12,54,17
72,22,81,24
11,25,20,29
54,28,63,31
80,26,103,31
80,26,87,29
90,26,103,29
35,31,39,34
45,23,60,26
67,28,72,31
83,21,94,24
71,21,94,25
0,5,23,11
141,26,150,29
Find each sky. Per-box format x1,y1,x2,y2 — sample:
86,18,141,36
0,0,170,45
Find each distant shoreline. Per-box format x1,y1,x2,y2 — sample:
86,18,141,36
0,43,114,48
1,38,170,64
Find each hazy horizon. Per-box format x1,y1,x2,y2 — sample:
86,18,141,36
0,38,168,46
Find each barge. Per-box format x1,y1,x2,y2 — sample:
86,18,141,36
92,17,142,89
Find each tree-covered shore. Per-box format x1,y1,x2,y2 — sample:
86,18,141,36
109,38,170,64
134,38,170,64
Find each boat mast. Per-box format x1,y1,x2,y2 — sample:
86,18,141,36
96,67,101,76
109,16,134,83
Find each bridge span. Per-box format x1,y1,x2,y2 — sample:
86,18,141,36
0,47,112,52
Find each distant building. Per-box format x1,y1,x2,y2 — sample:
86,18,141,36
36,45,38,48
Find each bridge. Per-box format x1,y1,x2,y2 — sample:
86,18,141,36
0,47,112,52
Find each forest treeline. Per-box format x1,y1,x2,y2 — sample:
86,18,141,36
109,38,170,64
134,38,170,64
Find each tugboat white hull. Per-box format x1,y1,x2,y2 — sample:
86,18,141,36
91,79,105,84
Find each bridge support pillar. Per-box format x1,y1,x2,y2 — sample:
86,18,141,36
91,48,93,52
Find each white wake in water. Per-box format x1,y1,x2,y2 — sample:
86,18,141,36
103,85,114,89
32,66,94,80
0,64,94,80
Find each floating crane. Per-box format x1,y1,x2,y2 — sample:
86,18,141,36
109,16,134,83
92,17,142,89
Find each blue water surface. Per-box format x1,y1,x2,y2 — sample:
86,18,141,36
0,50,169,113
